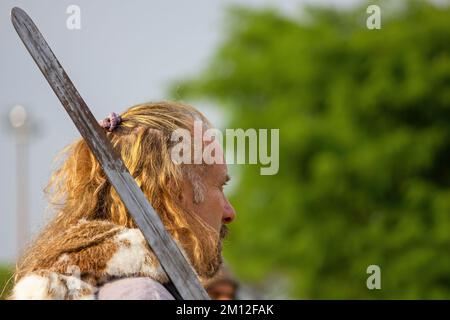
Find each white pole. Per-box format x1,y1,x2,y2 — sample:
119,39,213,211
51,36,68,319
9,105,29,257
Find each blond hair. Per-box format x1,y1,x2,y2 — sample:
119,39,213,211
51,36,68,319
16,101,221,281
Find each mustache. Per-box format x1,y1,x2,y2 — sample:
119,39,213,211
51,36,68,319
220,224,229,239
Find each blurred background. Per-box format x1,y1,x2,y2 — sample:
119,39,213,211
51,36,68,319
1,0,450,299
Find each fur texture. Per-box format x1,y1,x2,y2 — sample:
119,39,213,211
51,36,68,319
12,220,172,300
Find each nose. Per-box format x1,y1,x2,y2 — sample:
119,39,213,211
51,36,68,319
223,201,236,224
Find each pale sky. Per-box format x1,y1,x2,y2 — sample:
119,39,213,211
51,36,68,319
0,0,362,263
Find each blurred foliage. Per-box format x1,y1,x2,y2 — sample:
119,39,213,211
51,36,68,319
0,265,13,300
171,0,450,298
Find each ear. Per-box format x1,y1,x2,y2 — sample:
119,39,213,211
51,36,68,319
163,169,187,204
178,189,184,202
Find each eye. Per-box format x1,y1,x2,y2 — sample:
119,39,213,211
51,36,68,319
221,175,230,191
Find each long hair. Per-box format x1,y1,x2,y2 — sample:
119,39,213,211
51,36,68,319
15,101,220,281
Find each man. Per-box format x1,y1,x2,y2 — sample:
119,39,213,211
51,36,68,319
11,101,235,300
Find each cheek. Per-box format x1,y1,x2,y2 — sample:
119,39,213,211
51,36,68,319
209,191,226,214
210,191,227,224
194,190,223,224
205,188,225,207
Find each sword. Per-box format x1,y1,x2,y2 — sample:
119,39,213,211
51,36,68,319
10,6,210,300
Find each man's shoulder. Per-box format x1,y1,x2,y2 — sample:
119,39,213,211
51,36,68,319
97,277,175,300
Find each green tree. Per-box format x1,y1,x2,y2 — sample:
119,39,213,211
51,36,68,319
0,266,13,300
172,0,450,298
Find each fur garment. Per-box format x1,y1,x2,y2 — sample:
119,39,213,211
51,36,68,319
11,219,191,300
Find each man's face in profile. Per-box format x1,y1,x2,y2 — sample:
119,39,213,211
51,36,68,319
183,162,236,237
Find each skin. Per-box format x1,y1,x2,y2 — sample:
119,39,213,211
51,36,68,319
182,162,236,234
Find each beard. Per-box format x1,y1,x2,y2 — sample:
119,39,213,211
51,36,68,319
216,224,229,260
198,224,229,280
220,224,229,241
